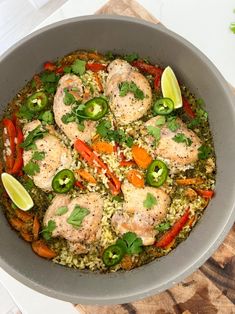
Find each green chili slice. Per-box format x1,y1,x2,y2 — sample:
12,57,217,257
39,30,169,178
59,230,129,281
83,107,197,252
26,92,48,112
52,169,75,193
146,160,168,187
153,98,174,115
102,244,125,267
83,97,108,120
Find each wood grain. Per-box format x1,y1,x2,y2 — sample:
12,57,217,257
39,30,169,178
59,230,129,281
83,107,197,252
75,0,235,312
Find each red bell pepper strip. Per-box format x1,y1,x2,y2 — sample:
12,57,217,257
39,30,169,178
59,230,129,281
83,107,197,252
74,181,85,189
2,118,16,171
155,207,190,248
11,126,24,174
183,98,196,119
119,152,136,167
154,75,161,91
86,62,107,72
131,60,163,77
74,139,121,195
55,66,64,74
44,61,56,72
195,189,214,199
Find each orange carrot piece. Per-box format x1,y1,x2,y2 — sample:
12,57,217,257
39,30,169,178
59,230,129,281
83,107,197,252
93,72,103,92
131,145,152,169
8,216,25,231
32,216,40,241
31,240,57,259
164,238,176,250
77,169,97,184
195,189,214,199
14,208,33,222
127,170,145,188
184,188,198,200
176,177,204,186
92,141,114,154
20,231,33,242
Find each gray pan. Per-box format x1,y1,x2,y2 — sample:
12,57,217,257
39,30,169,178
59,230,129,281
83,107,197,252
0,15,234,305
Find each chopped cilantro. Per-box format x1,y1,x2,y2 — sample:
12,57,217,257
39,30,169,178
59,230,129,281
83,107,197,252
61,112,76,124
119,81,145,100
21,125,47,150
63,88,76,105
196,107,208,121
56,206,68,216
187,117,200,129
124,53,139,62
143,193,157,209
147,126,161,142
230,22,235,33
32,151,45,161
42,220,56,240
116,232,143,255
23,178,34,192
71,59,86,76
63,66,72,73
41,72,57,83
198,145,212,160
77,120,85,132
18,104,34,120
112,195,123,202
155,116,166,126
167,116,180,132
105,51,114,60
155,221,171,232
67,205,90,228
173,133,192,146
96,120,112,137
39,111,54,124
23,161,40,176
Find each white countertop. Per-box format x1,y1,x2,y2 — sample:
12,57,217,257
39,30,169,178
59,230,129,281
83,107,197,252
0,0,235,313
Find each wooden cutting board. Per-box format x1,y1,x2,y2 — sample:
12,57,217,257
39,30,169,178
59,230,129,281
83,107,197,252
76,1,235,313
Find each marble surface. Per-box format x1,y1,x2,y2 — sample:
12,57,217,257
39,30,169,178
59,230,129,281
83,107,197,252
0,0,235,313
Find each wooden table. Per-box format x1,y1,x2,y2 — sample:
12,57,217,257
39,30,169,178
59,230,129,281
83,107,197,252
76,1,235,313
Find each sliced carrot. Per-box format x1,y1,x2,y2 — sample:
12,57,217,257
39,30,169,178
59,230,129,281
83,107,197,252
195,189,214,199
184,188,197,200
127,170,145,188
92,141,114,154
14,208,33,222
32,240,57,259
8,216,25,231
76,169,97,184
164,238,175,250
187,215,197,228
121,255,134,270
93,72,103,92
32,216,40,241
74,180,85,189
131,145,152,169
176,177,204,186
20,231,33,242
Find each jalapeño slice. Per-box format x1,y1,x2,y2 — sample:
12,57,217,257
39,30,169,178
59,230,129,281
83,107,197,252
153,98,174,115
146,160,168,187
52,169,75,193
83,97,108,120
27,92,48,112
102,244,125,267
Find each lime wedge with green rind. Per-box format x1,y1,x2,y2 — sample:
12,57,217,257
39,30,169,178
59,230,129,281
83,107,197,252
1,173,34,211
161,66,183,109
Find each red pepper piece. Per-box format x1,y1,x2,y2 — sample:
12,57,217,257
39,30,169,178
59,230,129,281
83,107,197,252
11,126,24,174
119,152,136,167
2,118,16,171
183,98,196,119
74,181,85,189
56,66,64,74
154,74,162,91
131,60,163,77
74,139,121,195
86,62,107,72
155,207,190,248
44,61,56,72
195,189,214,199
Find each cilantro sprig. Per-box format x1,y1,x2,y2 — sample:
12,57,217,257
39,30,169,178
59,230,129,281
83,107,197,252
173,133,192,146
42,220,56,240
67,205,90,228
198,145,212,160
119,81,145,100
21,125,47,151
116,232,143,255
143,193,157,209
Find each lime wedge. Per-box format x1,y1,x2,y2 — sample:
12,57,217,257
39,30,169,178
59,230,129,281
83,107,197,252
1,173,34,211
161,66,183,109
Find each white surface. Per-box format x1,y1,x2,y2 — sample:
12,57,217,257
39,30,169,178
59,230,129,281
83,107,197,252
0,0,235,313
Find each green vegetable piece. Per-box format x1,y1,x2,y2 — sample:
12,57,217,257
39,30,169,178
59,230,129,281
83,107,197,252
23,178,34,192
32,151,45,161
146,160,168,187
61,112,76,124
26,92,48,113
42,220,56,240
83,97,108,120
18,104,34,120
116,232,143,255
102,244,125,267
67,205,90,228
124,53,139,62
198,145,212,160
56,206,68,216
155,222,171,232
119,81,145,100
153,98,174,115
23,161,40,176
71,59,86,76
143,193,157,209
155,116,166,126
21,125,47,150
230,22,235,33
187,117,200,129
147,126,161,142
52,169,75,193
63,88,76,105
173,133,192,146
39,111,54,124
41,72,57,83
167,116,180,132
96,120,112,137
63,66,72,73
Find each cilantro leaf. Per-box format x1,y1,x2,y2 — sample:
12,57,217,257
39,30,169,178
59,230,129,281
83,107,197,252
32,151,45,161
23,161,40,176
96,120,112,137
116,232,143,255
230,22,235,33
63,88,76,105
63,66,72,73
147,126,161,142
56,206,68,216
18,104,34,120
173,133,192,146
77,120,85,131
61,112,76,124
124,53,139,62
39,111,54,124
143,193,157,209
167,116,180,132
42,220,56,240
22,178,34,192
198,145,212,160
155,221,171,232
119,81,145,100
187,117,200,129
71,59,86,76
21,126,47,150
105,51,114,60
196,107,208,121
67,205,90,228
155,116,166,126
41,72,57,83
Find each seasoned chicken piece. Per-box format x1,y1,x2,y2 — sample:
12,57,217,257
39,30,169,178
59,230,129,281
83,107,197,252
43,193,104,254
145,116,201,169
53,74,96,143
105,59,152,125
112,181,170,245
23,120,72,191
